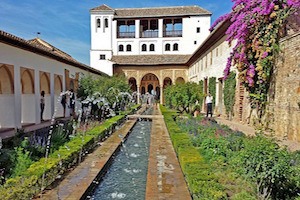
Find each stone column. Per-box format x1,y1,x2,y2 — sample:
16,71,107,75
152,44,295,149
50,73,55,117
135,19,140,38
34,70,40,124
14,65,22,128
160,85,163,104
137,84,141,104
158,19,163,38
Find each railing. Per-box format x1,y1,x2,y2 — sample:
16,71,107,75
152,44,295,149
140,30,159,38
117,32,135,38
163,30,182,37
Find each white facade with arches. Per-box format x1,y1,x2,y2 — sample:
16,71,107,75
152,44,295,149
90,4,211,76
0,31,105,130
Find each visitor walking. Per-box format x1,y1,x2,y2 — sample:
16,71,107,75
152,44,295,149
61,94,67,117
205,92,213,118
40,90,45,121
69,89,75,117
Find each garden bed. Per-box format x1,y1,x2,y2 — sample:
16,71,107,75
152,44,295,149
0,105,140,200
160,105,300,200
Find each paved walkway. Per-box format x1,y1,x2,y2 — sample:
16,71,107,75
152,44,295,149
145,106,191,200
216,117,300,152
0,117,71,140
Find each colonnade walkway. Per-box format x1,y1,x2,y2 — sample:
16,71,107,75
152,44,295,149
36,105,191,200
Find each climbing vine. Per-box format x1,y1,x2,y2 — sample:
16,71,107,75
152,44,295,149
224,72,236,118
208,77,216,106
211,0,299,121
199,80,204,107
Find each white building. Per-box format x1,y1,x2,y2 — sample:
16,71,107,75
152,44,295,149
0,30,106,131
90,4,211,76
187,20,234,115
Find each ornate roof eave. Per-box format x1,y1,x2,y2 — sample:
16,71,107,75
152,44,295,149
113,13,211,19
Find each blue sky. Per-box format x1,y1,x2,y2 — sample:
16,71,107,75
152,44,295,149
0,0,233,65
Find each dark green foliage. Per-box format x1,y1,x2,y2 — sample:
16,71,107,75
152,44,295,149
77,74,131,100
224,72,236,118
50,124,70,153
208,77,216,106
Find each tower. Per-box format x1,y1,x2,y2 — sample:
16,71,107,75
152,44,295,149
90,4,114,76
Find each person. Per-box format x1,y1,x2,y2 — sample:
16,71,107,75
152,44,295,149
40,91,45,121
69,89,75,117
205,92,213,118
61,94,67,117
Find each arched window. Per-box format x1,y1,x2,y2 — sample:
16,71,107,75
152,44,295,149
126,44,132,52
142,44,147,51
173,43,178,51
97,18,101,28
119,44,124,52
150,44,155,51
105,18,108,28
165,43,170,51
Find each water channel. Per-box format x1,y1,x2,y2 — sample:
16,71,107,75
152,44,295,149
89,108,153,199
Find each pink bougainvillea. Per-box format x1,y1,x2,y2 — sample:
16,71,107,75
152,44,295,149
211,0,299,109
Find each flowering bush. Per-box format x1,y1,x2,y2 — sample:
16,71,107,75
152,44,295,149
211,0,299,119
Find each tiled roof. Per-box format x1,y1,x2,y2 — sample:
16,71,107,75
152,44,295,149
28,38,75,61
91,5,211,18
90,4,114,12
0,30,107,76
111,55,191,65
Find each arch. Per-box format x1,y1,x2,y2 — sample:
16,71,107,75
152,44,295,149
150,44,155,51
54,75,63,95
40,72,50,94
165,43,170,51
0,65,14,94
105,18,108,28
97,18,101,28
163,77,172,88
119,44,124,52
141,73,159,96
126,44,132,52
21,69,34,94
128,77,137,92
147,84,153,93
142,44,147,51
141,86,146,94
173,43,179,51
175,77,185,84
155,86,160,99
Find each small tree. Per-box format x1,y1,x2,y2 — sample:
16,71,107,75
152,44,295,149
164,82,203,114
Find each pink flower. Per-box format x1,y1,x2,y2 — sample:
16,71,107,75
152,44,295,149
261,51,268,58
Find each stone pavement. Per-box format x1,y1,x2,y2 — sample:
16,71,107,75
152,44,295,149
145,106,191,200
36,119,137,200
216,117,300,152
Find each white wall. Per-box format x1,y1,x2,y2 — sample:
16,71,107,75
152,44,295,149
182,16,211,54
0,95,15,128
21,94,36,123
0,42,98,128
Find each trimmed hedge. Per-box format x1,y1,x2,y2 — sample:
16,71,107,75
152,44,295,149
160,105,233,199
0,105,140,200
